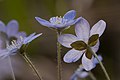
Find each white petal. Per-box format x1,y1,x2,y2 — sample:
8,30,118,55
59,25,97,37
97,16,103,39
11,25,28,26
63,49,83,63
75,17,90,42
91,40,100,53
90,20,106,37
82,53,94,71
58,34,78,48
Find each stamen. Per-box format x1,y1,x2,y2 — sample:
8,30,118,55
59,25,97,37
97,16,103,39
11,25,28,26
11,41,16,47
55,16,62,24
20,36,23,41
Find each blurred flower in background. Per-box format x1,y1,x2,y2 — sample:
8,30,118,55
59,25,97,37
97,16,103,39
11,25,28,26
71,55,102,80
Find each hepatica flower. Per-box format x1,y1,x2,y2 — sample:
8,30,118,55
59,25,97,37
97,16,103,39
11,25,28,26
71,55,103,80
0,20,27,57
35,10,81,31
0,33,42,59
58,17,106,71
0,20,26,43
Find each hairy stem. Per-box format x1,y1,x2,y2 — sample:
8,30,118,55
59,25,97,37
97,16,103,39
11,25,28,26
8,56,16,80
57,31,62,80
87,46,110,80
89,71,97,80
21,53,42,80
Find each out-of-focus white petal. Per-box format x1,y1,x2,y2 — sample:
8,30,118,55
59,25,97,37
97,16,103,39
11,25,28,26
63,49,83,63
75,17,90,42
91,40,100,53
58,34,78,48
63,10,76,20
82,53,94,71
6,20,19,37
90,20,106,37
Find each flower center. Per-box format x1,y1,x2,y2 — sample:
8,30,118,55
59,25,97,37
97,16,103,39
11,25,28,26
54,16,63,24
6,37,23,52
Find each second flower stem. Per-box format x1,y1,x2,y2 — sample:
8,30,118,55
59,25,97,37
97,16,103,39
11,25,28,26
21,53,42,80
57,31,62,80
89,71,97,80
87,46,110,80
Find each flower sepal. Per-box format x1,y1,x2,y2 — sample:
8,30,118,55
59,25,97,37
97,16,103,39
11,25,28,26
19,44,28,55
71,41,87,51
88,34,99,47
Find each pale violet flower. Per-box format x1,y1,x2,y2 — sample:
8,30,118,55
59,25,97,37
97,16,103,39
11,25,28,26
35,10,81,30
0,20,26,42
71,55,103,80
0,20,26,58
58,17,106,71
0,33,42,59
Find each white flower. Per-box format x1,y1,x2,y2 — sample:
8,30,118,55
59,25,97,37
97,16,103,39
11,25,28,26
58,17,106,71
0,33,42,59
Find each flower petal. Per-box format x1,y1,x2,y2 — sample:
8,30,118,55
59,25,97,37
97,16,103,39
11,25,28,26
0,50,9,59
77,71,88,78
65,17,82,27
63,49,83,63
16,32,26,38
63,10,76,20
90,20,106,37
23,33,42,44
35,17,53,27
93,55,103,64
6,20,19,37
15,32,27,42
0,21,6,32
91,40,100,53
49,17,58,23
0,32,7,49
75,17,90,42
82,53,94,71
70,73,78,80
58,34,78,48
52,24,66,28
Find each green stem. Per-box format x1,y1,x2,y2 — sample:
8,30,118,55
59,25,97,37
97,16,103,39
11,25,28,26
8,56,16,80
87,46,110,80
21,53,43,80
57,31,62,80
89,71,97,80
